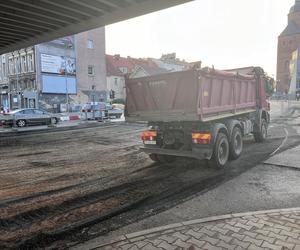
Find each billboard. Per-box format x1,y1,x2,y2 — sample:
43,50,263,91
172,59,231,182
42,75,77,94
41,54,76,75
49,36,74,48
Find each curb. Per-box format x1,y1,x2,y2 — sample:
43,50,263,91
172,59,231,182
94,207,300,249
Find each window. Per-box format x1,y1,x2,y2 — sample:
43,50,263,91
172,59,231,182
22,109,34,115
21,54,27,73
87,39,94,49
34,109,44,114
88,65,95,75
2,55,6,78
0,58,2,82
15,55,20,74
285,60,290,70
119,67,128,74
20,81,26,91
8,57,14,75
114,78,118,86
27,53,34,72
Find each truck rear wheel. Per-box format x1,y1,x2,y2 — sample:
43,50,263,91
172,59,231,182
229,127,243,160
149,154,175,163
209,132,229,168
254,119,268,143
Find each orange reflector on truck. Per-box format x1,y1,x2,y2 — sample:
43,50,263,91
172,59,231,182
142,131,158,137
141,131,158,141
192,133,212,145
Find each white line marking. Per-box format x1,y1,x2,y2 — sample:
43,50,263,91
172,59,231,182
270,128,288,156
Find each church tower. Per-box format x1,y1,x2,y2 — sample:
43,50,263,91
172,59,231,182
277,0,300,93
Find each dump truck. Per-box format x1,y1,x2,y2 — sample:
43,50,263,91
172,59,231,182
125,67,270,167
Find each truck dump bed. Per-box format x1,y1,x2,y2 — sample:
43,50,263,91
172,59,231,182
125,68,266,122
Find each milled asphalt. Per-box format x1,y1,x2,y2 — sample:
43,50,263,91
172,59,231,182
72,162,300,250
72,102,300,250
265,145,300,169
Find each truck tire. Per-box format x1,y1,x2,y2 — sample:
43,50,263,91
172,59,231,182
209,132,229,168
149,154,175,163
229,127,243,160
254,119,268,143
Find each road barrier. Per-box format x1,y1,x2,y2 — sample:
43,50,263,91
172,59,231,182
60,115,81,122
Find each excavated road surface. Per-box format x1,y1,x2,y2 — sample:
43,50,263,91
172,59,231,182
0,121,298,249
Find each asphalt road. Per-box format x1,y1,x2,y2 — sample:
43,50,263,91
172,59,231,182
0,112,299,249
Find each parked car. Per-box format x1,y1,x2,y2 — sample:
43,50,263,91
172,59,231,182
106,104,123,119
81,102,108,120
270,92,286,100
112,103,125,110
1,108,60,127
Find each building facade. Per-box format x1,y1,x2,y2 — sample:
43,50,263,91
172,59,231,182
277,0,300,93
75,27,107,104
289,45,300,96
0,47,37,110
106,56,126,101
0,27,106,111
37,36,77,111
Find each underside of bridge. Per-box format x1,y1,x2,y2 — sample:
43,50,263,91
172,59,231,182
0,0,193,54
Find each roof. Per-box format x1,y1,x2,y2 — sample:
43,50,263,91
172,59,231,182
106,54,169,78
134,64,169,76
106,55,136,74
106,56,124,77
129,58,169,77
151,58,188,72
280,21,300,37
225,66,256,74
290,0,300,13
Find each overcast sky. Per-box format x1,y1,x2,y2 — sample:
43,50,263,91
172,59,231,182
106,0,295,77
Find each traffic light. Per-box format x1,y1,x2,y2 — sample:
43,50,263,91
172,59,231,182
110,90,115,99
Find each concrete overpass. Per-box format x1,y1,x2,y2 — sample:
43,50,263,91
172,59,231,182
0,0,193,54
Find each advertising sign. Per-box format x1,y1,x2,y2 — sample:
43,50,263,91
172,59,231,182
41,54,76,75
42,75,77,94
50,36,74,48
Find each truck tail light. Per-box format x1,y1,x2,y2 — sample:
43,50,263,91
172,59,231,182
192,133,212,145
141,131,158,144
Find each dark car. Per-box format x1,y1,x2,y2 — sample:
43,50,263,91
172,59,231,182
1,108,60,127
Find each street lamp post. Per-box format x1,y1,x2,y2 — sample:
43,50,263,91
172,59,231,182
65,58,69,112
64,41,70,113
16,53,20,109
92,85,96,120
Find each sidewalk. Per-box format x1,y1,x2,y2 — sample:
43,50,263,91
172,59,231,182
87,208,300,250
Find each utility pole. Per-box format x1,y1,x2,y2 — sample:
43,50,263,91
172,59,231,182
92,85,96,120
16,52,20,109
65,59,69,112
65,41,69,112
